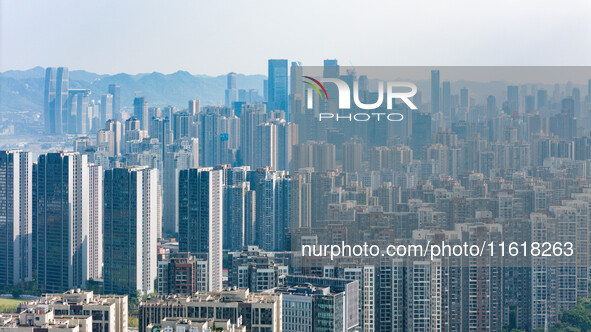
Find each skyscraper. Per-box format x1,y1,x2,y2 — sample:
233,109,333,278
199,109,229,167
290,61,303,119
507,85,519,114
537,89,548,110
133,96,149,131
572,87,581,117
97,120,123,158
225,72,238,107
162,138,198,236
100,94,113,128
431,70,440,114
149,117,172,158
268,59,288,113
0,150,32,286
106,120,123,157
87,164,103,281
442,81,451,121
33,152,97,292
342,142,362,173
224,181,255,251
103,166,158,295
274,120,297,171
44,67,69,134
254,122,277,169
240,103,267,167
68,89,91,135
251,168,291,251
188,100,200,116
108,84,121,121
178,168,223,291
487,95,497,119
411,111,432,158
173,112,192,141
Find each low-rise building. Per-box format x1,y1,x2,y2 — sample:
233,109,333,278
147,317,246,332
266,285,347,332
138,288,281,332
0,306,92,332
157,252,208,295
16,289,128,332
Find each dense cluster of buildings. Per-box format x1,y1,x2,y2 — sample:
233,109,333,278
2,61,591,331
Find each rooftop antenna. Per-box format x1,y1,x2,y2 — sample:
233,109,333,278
348,60,357,77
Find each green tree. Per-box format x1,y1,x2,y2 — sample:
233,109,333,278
550,298,591,331
128,315,139,328
11,286,23,299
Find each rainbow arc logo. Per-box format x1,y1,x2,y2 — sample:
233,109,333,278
303,76,328,99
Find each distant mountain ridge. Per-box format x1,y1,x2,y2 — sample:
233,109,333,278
0,67,266,113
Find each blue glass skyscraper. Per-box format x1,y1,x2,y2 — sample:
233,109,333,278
267,59,288,116
44,67,69,134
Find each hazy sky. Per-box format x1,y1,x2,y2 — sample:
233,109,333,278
1,0,591,76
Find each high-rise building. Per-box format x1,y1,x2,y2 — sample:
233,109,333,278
254,122,277,169
537,89,548,110
274,120,297,171
487,95,497,118
133,96,149,131
224,182,255,251
100,94,113,128
74,137,93,154
225,72,238,107
108,84,121,121
507,85,519,114
173,112,192,141
268,59,288,113
87,164,103,282
525,95,535,112
178,168,223,291
0,150,32,286
251,168,291,251
550,98,577,140
530,201,590,331
162,138,198,236
161,106,176,124
199,109,231,167
460,87,470,110
431,70,440,114
442,81,451,121
44,67,69,135
97,120,123,157
188,100,200,116
457,223,504,331
149,117,172,156
290,61,303,119
33,152,99,292
342,142,362,173
292,141,336,172
68,89,90,135
290,171,312,230
411,111,432,158
240,103,267,167
124,117,147,153
103,166,158,295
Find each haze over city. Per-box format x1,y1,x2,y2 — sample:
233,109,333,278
2,0,591,75
3,1,591,332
